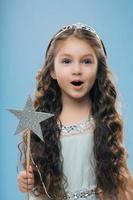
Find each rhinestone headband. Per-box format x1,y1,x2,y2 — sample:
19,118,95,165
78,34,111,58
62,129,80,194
53,22,107,56
46,22,107,57
54,22,100,40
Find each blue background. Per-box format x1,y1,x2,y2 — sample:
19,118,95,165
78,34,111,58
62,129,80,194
1,0,133,199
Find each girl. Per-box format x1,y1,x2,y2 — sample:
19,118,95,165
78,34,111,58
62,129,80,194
18,22,133,200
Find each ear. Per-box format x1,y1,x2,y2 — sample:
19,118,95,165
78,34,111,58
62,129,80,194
50,69,57,80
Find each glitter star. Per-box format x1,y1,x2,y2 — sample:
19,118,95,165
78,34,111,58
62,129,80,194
6,96,54,141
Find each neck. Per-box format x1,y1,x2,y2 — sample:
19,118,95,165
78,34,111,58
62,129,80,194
59,95,92,125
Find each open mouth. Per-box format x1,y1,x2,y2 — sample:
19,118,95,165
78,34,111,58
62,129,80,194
71,81,84,86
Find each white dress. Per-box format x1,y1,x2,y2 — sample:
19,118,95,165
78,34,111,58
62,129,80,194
30,116,99,200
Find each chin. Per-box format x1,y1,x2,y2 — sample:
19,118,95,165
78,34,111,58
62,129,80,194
70,94,89,101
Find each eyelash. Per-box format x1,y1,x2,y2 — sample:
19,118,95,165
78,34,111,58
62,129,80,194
83,59,92,64
62,59,71,64
62,59,92,64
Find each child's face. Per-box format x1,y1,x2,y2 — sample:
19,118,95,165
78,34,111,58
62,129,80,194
50,35,98,102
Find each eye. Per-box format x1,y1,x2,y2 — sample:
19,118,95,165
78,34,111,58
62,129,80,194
62,58,71,64
83,59,92,64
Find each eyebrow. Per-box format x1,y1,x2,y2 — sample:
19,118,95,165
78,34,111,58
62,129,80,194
59,53,94,58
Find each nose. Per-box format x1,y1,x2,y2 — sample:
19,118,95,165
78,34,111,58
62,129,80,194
72,62,82,75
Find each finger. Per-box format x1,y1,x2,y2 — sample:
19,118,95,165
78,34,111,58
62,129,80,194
27,165,33,173
18,175,34,185
19,184,33,192
18,171,33,179
29,165,33,173
18,181,34,192
21,178,34,185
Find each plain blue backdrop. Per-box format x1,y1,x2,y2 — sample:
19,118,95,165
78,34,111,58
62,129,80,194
1,0,133,199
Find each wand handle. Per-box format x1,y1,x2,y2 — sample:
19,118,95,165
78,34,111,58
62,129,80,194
26,130,31,200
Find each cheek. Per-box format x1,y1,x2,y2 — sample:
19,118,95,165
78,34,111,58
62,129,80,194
86,69,97,85
54,66,69,82
55,72,67,86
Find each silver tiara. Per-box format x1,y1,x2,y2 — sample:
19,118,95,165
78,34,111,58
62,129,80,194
54,22,100,40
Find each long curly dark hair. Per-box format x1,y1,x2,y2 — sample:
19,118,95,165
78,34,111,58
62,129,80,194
19,25,132,199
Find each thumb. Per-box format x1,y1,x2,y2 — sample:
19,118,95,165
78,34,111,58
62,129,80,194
28,165,33,173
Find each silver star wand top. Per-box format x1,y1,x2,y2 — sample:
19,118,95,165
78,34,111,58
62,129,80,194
6,96,54,200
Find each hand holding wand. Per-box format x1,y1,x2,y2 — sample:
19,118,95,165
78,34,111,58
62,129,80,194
6,96,54,200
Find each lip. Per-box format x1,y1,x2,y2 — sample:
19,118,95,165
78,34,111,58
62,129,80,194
72,85,83,90
70,79,84,84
